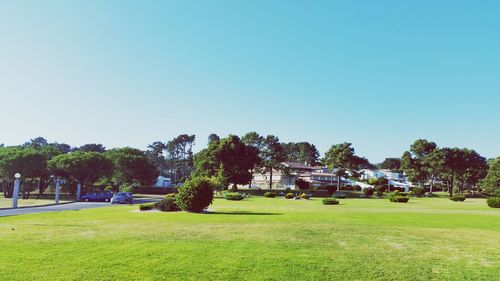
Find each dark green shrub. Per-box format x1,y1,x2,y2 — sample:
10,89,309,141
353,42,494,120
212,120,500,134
285,193,295,199
322,198,339,205
224,192,244,201
175,176,214,212
389,195,409,203
449,194,466,202
285,187,292,194
486,197,500,208
139,202,156,211
413,187,425,197
363,187,374,197
230,184,238,192
156,198,180,212
264,192,277,198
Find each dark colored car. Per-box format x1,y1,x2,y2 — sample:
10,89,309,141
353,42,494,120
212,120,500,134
111,192,133,204
81,191,113,202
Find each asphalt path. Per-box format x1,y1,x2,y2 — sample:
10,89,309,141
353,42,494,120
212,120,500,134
0,198,160,217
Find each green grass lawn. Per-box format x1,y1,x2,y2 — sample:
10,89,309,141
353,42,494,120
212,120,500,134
0,195,498,280
0,195,70,208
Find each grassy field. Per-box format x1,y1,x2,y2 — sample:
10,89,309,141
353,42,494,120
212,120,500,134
0,194,498,280
0,195,70,208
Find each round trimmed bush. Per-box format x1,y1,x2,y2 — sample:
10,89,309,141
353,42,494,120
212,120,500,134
139,202,156,211
156,197,180,212
224,192,244,201
264,192,277,198
322,198,339,205
300,193,310,199
285,193,295,199
175,176,214,212
389,194,410,203
413,187,425,197
486,197,500,208
449,194,466,202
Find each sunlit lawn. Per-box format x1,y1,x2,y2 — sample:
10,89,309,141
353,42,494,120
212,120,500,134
0,194,498,280
0,195,70,208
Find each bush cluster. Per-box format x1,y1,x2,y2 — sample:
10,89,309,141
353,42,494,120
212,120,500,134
389,194,410,203
299,193,310,199
285,193,295,199
264,192,277,198
139,202,156,211
486,197,500,208
322,198,340,205
224,192,244,201
449,194,466,202
175,176,214,212
413,187,425,197
156,197,180,212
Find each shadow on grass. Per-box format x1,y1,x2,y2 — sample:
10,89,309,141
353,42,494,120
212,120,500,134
204,211,282,216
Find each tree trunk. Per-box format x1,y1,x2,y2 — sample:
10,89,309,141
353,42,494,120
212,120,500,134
337,175,341,191
37,176,46,199
430,174,434,194
449,178,454,197
269,168,273,189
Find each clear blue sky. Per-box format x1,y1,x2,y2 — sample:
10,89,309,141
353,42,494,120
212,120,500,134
1,0,499,163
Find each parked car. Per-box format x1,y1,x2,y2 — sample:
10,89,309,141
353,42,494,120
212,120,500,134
111,192,133,204
81,191,113,202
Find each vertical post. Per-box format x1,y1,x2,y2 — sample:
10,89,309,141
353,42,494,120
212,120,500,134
12,179,20,208
76,182,81,201
55,180,60,204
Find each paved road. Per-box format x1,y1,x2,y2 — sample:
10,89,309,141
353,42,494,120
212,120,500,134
0,198,159,217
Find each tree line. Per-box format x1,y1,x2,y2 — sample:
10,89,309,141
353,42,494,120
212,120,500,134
0,135,498,198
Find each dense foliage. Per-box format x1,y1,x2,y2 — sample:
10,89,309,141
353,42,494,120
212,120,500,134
322,198,340,205
264,192,277,198
105,147,158,186
193,135,259,188
486,197,500,208
156,197,180,212
224,192,244,201
449,194,466,202
481,157,500,195
175,176,214,212
48,151,113,186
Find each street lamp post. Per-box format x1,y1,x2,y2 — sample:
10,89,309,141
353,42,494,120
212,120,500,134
52,176,65,204
76,182,82,201
12,173,21,208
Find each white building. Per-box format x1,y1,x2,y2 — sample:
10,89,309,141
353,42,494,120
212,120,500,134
155,176,172,188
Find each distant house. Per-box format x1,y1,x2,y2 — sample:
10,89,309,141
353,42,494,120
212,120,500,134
360,169,405,182
250,162,337,190
155,176,172,188
359,169,411,191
